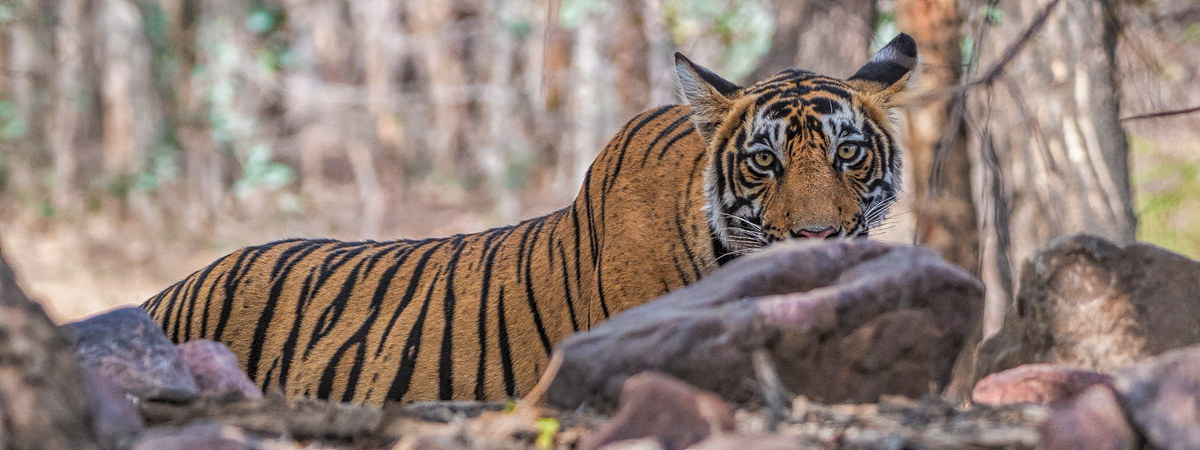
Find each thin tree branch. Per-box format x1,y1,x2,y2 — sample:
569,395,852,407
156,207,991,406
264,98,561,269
1121,105,1200,121
900,0,1063,108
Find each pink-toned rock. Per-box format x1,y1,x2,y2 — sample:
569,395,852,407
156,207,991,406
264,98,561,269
972,363,1113,405
1038,384,1136,450
131,424,253,450
178,340,261,399
580,372,735,450
67,306,198,401
81,366,143,449
1113,345,1200,450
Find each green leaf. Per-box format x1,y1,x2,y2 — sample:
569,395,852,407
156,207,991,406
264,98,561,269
535,418,559,448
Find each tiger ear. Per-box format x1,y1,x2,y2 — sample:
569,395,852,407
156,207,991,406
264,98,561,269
675,53,741,141
848,33,919,104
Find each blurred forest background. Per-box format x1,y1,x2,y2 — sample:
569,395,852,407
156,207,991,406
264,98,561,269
0,0,1196,338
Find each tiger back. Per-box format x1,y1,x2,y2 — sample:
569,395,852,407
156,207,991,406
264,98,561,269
144,34,919,404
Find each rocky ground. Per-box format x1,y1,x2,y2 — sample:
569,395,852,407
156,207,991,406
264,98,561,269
3,234,1200,449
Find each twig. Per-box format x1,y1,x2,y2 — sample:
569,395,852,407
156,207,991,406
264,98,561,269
752,349,788,433
520,351,564,406
1121,105,1200,121
973,0,1062,87
900,0,1064,108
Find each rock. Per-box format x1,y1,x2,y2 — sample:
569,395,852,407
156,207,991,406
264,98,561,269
66,306,199,401
178,340,261,399
1038,384,1136,450
976,234,1200,380
1113,345,1200,450
82,366,144,449
686,434,805,450
130,423,253,450
972,364,1113,405
0,246,101,450
544,240,983,410
579,372,735,450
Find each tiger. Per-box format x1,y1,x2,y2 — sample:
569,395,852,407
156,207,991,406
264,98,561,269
143,34,918,405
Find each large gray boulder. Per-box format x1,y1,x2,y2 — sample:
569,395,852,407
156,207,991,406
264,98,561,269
542,240,984,411
975,234,1200,381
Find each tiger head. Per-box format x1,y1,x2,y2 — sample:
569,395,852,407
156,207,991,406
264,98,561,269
676,34,917,256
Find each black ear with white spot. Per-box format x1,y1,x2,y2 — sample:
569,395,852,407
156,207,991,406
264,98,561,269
849,33,918,95
675,53,741,141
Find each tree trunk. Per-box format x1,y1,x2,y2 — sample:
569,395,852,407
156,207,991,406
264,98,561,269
748,0,876,82
612,0,651,120
0,245,100,450
896,0,980,400
896,0,979,275
977,0,1135,333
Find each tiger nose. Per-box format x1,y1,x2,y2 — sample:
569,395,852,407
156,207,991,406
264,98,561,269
792,226,838,239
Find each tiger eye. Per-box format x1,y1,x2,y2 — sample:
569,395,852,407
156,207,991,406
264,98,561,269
752,151,776,168
837,144,860,161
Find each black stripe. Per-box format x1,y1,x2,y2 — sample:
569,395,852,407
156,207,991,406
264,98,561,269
385,271,442,401
640,111,691,165
319,242,406,401
301,244,375,360
213,247,267,341
475,226,518,399
160,280,187,341
196,270,226,339
180,265,217,341
556,242,580,332
495,286,516,397
437,235,470,400
569,204,587,328
375,239,448,357
277,263,326,389
673,208,703,282
604,106,673,193
170,274,202,342
517,217,554,355
657,125,696,159
246,240,334,380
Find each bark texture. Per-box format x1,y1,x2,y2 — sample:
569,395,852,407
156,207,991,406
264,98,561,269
748,0,876,81
977,0,1136,334
0,245,100,450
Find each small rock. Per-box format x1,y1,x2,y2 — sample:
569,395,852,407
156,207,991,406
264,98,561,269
66,306,198,401
178,340,261,399
1038,384,1136,450
1113,345,1200,450
130,423,253,450
977,235,1200,380
686,434,803,450
82,366,143,449
972,364,1113,405
580,372,734,450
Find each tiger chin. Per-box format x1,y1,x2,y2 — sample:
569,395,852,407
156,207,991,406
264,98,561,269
143,34,918,405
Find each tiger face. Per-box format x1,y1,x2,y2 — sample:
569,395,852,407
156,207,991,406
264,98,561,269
676,34,917,255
